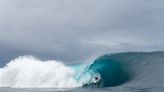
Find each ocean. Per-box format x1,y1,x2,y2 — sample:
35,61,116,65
0,51,164,92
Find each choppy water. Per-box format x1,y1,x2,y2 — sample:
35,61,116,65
0,51,164,92
0,87,164,92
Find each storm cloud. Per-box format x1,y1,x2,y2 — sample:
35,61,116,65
0,0,164,65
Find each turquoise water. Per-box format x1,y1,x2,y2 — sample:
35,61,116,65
88,55,130,87
71,54,131,87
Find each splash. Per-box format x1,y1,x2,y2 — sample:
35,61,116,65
0,56,82,88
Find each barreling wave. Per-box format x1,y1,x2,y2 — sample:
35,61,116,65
0,51,164,88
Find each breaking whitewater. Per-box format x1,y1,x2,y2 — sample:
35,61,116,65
0,51,164,92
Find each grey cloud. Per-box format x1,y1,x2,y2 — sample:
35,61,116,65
0,0,164,64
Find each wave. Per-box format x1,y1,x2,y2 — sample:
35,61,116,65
0,51,164,88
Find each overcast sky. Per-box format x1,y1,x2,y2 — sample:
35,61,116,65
0,0,164,65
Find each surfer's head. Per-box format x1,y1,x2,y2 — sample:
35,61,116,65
95,77,99,81
92,75,101,84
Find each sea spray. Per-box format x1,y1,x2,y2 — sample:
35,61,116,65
0,56,82,88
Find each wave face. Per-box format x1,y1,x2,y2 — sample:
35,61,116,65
106,52,164,88
0,51,164,88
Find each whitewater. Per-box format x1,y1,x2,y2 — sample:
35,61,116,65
0,56,82,88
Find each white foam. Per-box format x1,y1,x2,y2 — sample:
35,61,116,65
0,56,82,88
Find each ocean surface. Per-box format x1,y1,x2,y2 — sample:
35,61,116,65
0,51,164,92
